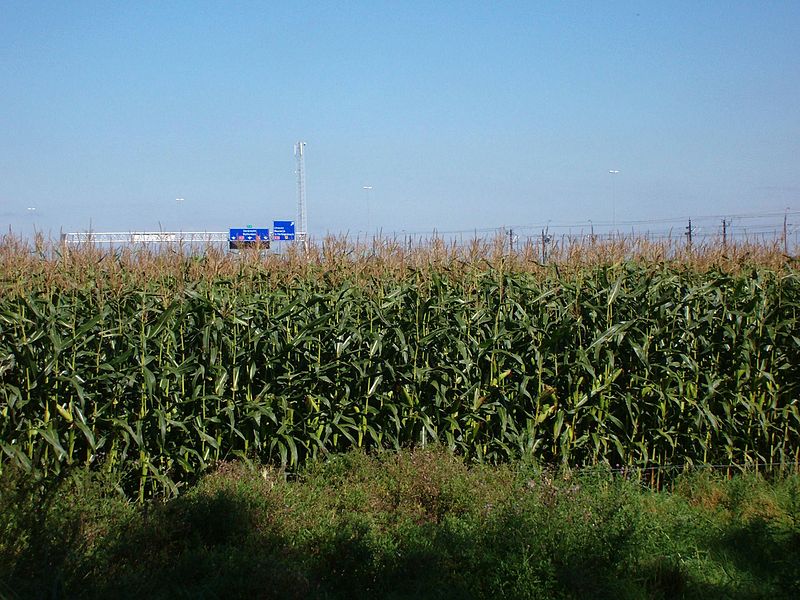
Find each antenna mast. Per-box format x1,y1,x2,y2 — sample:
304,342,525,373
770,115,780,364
295,141,307,245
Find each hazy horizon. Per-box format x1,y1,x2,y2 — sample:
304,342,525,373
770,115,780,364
2,2,798,240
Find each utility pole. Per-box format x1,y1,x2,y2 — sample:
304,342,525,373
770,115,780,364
722,219,727,249
685,218,693,249
295,142,308,250
784,209,789,255
541,230,546,263
541,229,551,263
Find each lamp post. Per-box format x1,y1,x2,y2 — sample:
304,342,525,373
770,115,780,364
176,198,185,233
26,207,37,238
362,186,373,235
608,170,620,234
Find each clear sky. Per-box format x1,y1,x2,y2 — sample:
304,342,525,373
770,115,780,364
2,1,799,239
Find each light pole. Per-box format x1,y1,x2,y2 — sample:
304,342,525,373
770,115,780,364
26,207,37,237
176,198,185,233
608,170,620,234
362,186,373,235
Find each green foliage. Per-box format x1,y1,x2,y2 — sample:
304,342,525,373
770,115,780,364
2,451,799,598
1,258,799,496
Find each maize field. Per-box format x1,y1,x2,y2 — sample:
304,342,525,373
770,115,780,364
1,235,799,499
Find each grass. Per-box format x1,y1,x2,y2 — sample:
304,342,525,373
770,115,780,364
1,447,799,599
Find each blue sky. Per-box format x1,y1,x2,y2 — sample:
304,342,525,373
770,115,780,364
2,1,798,238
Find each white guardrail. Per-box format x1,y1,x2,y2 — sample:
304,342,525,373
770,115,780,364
60,232,230,245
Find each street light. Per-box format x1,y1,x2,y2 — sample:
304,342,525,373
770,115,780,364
176,198,185,234
362,186,373,234
608,170,620,233
26,207,38,236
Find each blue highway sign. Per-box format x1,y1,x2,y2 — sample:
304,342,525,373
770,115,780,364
229,228,270,249
272,220,296,241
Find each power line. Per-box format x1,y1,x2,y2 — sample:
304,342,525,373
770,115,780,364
387,210,799,239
